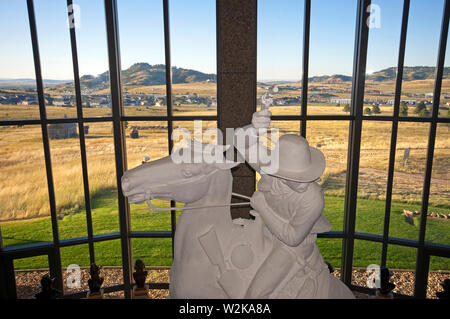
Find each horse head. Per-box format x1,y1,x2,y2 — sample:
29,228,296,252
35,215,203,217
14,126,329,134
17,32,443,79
121,140,239,204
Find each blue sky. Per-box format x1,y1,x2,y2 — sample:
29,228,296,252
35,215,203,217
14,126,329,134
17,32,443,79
0,0,447,81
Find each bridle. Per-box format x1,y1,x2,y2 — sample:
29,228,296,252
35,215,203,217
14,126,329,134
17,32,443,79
146,192,251,212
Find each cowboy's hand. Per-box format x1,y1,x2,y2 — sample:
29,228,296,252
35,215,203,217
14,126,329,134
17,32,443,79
252,109,271,130
250,191,267,213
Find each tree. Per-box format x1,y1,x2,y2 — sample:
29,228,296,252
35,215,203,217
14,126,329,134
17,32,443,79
418,108,430,117
400,101,408,116
364,107,372,115
414,101,426,114
343,104,350,112
372,103,381,114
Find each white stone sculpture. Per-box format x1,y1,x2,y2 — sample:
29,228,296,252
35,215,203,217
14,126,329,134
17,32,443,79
121,109,355,299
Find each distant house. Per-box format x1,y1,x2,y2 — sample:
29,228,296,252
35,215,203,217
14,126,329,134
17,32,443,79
53,100,67,106
387,99,416,105
48,123,77,139
155,99,165,107
130,127,139,139
330,98,351,104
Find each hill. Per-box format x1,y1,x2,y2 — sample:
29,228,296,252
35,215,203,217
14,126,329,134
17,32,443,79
367,66,450,82
51,63,216,92
306,66,449,84
0,78,70,88
5,65,449,93
308,74,352,83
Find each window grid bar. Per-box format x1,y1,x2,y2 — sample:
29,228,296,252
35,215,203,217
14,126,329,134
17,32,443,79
63,283,124,299
300,0,311,138
66,0,95,265
104,0,132,299
341,0,371,286
2,115,449,129
162,0,177,257
380,0,410,268
4,229,447,258
130,231,173,239
26,0,64,293
123,115,218,121
414,0,450,298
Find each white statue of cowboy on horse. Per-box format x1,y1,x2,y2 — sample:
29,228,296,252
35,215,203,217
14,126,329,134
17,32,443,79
121,97,354,299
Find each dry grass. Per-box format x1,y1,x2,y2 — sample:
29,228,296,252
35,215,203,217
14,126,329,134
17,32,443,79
0,102,448,220
96,82,217,96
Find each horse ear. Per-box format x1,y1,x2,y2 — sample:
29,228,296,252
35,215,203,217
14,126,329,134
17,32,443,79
212,161,240,170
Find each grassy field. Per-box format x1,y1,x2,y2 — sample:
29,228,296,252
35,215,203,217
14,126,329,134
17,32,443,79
3,193,449,270
0,102,449,270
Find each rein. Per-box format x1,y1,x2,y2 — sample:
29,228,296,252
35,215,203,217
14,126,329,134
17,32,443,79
146,192,252,212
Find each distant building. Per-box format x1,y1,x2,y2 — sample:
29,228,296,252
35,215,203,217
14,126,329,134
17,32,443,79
48,123,77,139
330,98,351,104
387,99,416,105
130,127,139,139
155,99,165,107
53,100,67,106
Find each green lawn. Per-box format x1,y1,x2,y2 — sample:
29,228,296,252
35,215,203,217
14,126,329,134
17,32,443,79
2,192,449,270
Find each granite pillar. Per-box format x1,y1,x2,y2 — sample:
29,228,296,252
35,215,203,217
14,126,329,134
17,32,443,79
217,0,257,219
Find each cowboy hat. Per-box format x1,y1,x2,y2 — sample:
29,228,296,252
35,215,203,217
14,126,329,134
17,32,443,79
259,134,325,182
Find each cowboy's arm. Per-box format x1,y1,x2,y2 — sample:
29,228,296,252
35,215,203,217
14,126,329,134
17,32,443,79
250,190,324,247
233,109,271,172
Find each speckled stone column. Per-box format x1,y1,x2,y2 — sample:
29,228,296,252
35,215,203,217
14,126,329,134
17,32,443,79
217,0,257,219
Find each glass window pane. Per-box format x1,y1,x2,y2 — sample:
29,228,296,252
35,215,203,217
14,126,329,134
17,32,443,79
61,244,90,294
386,245,417,296
0,0,40,121
400,0,445,118
171,0,217,116
364,0,404,117
132,238,173,267
389,122,429,240
94,239,122,266
0,126,52,248
48,125,87,240
118,0,167,117
307,121,349,231
428,256,450,299
14,256,50,299
73,0,112,118
35,0,76,119
308,0,357,115
125,121,170,232
84,122,119,235
355,121,392,235
131,238,172,298
94,239,125,297
439,32,449,118
426,123,450,246
257,0,304,116
351,240,382,288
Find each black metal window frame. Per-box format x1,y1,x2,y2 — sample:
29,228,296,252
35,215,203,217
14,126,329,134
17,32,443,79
0,0,449,299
